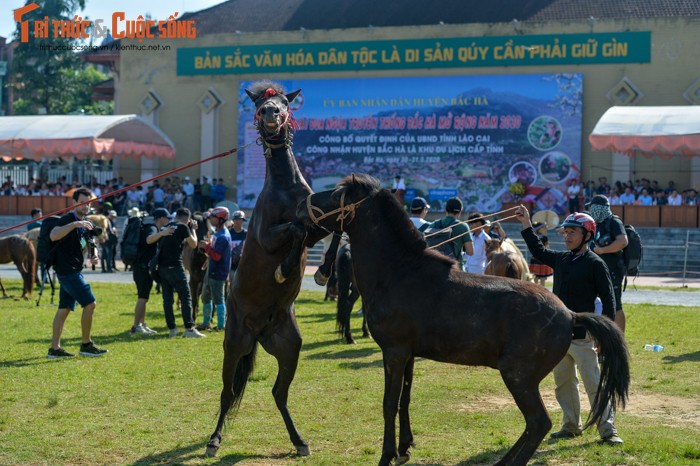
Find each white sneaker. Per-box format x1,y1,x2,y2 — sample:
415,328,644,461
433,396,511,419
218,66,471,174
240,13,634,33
169,328,180,338
142,324,158,335
183,328,206,338
130,324,151,336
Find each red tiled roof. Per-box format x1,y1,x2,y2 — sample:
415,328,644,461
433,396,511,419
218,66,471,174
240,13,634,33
182,0,700,34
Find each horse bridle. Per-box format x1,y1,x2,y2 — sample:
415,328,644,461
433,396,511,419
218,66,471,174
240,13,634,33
254,90,294,158
306,191,367,233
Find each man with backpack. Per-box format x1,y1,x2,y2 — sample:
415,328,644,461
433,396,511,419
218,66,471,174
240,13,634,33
426,197,473,269
47,187,107,358
586,195,628,333
128,209,160,336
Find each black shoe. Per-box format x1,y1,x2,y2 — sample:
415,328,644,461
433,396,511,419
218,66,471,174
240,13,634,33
79,342,108,357
48,347,74,359
550,430,582,439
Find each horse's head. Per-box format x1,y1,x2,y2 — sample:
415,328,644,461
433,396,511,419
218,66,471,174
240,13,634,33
484,238,505,258
299,173,381,233
245,81,301,144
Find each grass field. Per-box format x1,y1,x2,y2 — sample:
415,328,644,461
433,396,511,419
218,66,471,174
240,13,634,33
0,278,698,465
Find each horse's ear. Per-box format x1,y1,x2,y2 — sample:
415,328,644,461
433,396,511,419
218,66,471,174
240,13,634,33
286,89,302,103
245,89,259,103
351,173,356,185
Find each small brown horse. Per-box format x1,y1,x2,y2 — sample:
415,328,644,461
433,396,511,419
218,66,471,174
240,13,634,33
206,81,338,458
484,237,531,281
182,212,209,321
298,174,629,466
0,235,37,299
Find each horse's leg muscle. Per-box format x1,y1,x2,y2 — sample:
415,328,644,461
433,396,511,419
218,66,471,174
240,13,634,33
259,314,310,455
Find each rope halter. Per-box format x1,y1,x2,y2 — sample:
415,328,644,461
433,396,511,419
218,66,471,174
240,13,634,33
306,191,367,232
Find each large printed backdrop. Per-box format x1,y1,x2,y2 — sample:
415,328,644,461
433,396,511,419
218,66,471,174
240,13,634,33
237,74,582,215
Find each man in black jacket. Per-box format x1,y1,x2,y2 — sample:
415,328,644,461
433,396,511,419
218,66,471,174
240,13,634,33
515,206,623,446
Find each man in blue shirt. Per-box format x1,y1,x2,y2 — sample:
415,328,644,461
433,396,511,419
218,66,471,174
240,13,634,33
197,206,233,331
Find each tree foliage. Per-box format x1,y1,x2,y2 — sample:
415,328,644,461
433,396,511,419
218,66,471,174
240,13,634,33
10,0,112,115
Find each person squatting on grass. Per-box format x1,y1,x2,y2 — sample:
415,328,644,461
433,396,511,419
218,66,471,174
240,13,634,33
196,206,233,331
48,188,108,358
150,207,205,338
515,205,624,445
129,208,162,336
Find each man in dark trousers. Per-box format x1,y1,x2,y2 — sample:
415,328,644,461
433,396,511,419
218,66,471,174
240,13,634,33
48,187,107,358
228,210,247,277
586,194,628,333
515,205,623,445
149,207,204,338
129,209,161,336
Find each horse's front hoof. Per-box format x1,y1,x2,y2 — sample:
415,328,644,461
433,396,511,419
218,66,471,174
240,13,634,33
314,269,329,286
296,444,311,456
274,265,287,284
205,444,219,457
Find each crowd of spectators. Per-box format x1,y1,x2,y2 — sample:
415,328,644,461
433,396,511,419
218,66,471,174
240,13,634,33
568,176,698,212
0,174,230,215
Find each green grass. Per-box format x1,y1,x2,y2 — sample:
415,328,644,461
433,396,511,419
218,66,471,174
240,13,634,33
0,279,698,465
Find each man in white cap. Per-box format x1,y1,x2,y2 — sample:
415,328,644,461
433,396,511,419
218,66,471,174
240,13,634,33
182,176,195,210
409,197,430,232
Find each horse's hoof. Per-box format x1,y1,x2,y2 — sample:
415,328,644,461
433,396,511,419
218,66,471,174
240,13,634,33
296,444,311,456
274,265,286,284
205,443,219,457
314,269,329,286
395,454,410,465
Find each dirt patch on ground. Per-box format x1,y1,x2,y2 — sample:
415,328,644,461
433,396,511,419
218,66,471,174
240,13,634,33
459,390,700,428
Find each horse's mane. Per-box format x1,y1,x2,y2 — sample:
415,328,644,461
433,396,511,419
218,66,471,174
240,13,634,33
247,80,286,98
337,174,429,256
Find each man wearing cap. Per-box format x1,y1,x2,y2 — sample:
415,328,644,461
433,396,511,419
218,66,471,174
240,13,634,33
129,208,162,336
428,197,473,268
587,194,628,333
229,210,247,276
182,176,195,210
465,213,490,274
409,197,430,232
515,205,623,445
196,206,233,331
148,207,204,338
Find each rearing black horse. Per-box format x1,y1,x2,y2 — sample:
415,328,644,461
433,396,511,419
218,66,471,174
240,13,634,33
297,174,629,466
206,81,338,457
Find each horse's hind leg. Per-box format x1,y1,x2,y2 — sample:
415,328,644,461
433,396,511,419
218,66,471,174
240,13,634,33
260,315,310,455
206,327,256,457
496,370,551,466
0,277,8,298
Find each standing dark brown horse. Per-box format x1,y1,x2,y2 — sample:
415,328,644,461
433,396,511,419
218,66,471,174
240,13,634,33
298,174,629,466
335,241,368,344
0,235,37,300
206,81,338,457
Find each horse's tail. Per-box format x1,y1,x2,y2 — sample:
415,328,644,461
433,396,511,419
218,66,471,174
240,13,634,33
574,313,630,429
335,246,353,337
228,342,258,418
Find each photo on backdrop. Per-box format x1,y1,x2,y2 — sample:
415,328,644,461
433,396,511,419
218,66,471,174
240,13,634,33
236,74,582,215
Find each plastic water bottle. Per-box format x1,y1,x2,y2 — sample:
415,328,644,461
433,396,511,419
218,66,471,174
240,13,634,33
644,344,665,352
